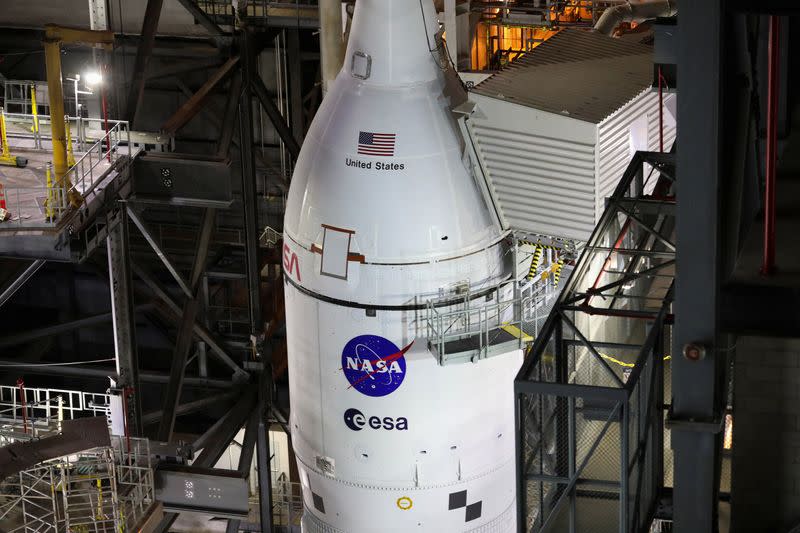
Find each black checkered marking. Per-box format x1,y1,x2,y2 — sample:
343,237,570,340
448,490,482,522
448,490,467,510
305,472,326,514
312,492,325,514
465,501,482,522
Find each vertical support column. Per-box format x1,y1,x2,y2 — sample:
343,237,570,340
672,1,724,531
43,39,70,188
287,29,305,144
319,0,344,94
567,395,576,533
198,276,210,378
88,0,109,121
256,375,274,533
88,0,108,30
107,207,141,435
554,318,569,517
226,410,259,533
762,16,780,276
239,29,264,347
620,401,629,531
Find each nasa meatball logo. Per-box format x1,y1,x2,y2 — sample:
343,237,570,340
341,335,413,397
343,408,408,431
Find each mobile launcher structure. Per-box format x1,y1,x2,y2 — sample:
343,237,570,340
282,1,570,532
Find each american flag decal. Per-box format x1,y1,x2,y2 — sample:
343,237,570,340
358,131,396,157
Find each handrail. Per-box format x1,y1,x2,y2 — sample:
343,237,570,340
66,119,130,198
0,113,130,228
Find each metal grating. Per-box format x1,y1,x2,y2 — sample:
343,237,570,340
515,150,676,533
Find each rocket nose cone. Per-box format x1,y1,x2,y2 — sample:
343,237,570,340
343,0,444,86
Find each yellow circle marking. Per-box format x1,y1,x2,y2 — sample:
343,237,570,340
397,496,413,510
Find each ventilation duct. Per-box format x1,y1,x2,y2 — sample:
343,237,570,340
594,0,677,36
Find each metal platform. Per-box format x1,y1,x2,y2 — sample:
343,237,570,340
425,257,567,365
0,114,136,261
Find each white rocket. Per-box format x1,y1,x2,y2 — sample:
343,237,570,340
283,1,521,531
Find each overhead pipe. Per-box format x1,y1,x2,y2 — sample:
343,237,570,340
594,0,677,36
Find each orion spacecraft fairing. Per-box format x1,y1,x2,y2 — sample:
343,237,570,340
283,0,521,531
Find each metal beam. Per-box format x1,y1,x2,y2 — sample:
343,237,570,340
141,390,239,426
127,206,193,299
217,71,243,157
173,75,284,187
132,262,247,378
173,0,226,37
0,360,235,388
0,304,155,349
672,1,725,530
251,71,301,160
107,207,142,435
125,0,165,125
287,29,305,142
226,410,259,533
158,208,217,442
161,56,240,135
155,390,256,533
0,260,45,309
256,376,274,532
240,29,265,342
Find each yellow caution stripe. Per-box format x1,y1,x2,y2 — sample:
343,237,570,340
519,240,559,250
527,244,543,280
500,323,534,343
601,353,672,368
553,258,565,287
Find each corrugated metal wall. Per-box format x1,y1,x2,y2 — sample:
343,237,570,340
467,95,598,242
595,90,677,216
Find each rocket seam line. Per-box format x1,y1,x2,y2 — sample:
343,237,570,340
283,274,510,312
284,231,510,267
296,455,516,492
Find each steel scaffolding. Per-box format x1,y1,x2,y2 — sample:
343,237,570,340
515,151,676,533
0,436,154,533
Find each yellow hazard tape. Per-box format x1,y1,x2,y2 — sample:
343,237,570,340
527,244,543,280
500,323,534,343
601,353,672,367
519,240,559,250
553,258,565,287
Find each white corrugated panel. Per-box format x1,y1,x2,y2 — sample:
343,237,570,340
468,95,597,241
595,90,677,215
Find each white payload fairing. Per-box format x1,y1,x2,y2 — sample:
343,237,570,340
283,1,521,531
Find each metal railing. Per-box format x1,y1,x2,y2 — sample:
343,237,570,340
425,253,568,366
196,0,318,25
271,476,303,528
0,385,112,442
0,436,155,533
66,119,129,198
515,151,676,533
0,113,130,229
260,225,282,247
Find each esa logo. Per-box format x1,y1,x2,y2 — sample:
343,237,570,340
341,335,413,397
343,408,408,431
